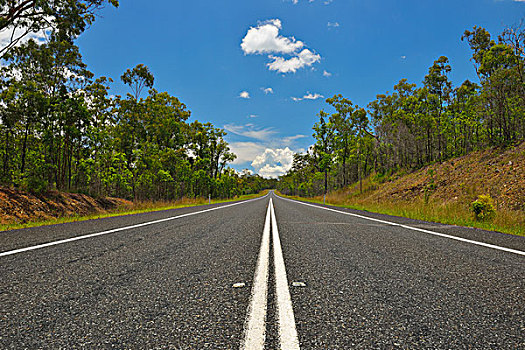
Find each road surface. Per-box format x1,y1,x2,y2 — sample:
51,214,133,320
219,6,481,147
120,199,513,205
1,191,524,349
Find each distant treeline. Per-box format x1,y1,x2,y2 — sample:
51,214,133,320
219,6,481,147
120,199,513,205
0,1,275,200
279,23,525,196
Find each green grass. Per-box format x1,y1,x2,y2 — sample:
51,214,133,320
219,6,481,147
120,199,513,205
0,190,268,232
276,191,525,237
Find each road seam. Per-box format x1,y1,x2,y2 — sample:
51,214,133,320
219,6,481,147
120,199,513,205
0,194,269,258
277,195,525,257
240,198,272,349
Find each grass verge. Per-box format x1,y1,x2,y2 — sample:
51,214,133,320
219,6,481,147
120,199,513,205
276,191,525,237
0,190,268,232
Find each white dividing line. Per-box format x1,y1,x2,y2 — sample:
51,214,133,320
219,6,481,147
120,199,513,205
0,194,269,258
276,195,525,257
270,198,300,350
240,200,272,350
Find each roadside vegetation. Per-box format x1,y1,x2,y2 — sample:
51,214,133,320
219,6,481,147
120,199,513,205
0,1,275,203
0,190,268,232
277,22,525,236
277,143,525,237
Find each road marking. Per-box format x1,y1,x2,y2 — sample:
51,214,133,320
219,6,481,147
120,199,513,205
240,199,272,350
291,281,306,288
0,194,269,258
277,195,525,257
270,198,300,350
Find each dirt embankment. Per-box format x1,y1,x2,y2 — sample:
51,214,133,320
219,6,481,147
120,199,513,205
345,142,525,212
0,188,132,225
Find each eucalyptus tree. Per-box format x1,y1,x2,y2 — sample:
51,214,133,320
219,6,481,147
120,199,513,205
312,110,335,195
423,56,452,161
0,0,119,58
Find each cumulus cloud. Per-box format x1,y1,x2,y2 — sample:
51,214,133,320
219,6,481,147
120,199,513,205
241,19,320,73
229,142,267,164
0,16,52,54
241,19,303,55
267,49,321,73
323,70,332,77
239,91,250,99
247,114,258,118
224,123,277,141
262,87,274,94
292,92,324,101
251,147,295,178
327,22,340,28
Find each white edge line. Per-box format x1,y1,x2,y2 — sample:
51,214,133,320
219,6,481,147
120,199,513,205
0,194,270,258
271,198,300,350
276,194,525,257
240,198,272,350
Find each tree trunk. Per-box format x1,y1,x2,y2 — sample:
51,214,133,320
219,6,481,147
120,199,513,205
20,121,30,175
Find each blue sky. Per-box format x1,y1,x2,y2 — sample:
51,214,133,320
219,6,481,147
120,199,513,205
75,0,525,177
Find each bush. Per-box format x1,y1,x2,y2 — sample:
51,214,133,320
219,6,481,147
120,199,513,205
471,194,496,221
21,176,48,195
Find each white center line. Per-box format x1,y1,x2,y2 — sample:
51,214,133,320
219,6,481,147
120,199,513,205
241,197,301,350
0,194,269,258
271,198,300,350
277,195,525,257
241,199,272,350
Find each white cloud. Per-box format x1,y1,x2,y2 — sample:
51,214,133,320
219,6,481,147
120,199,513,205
262,87,274,94
241,19,321,74
327,22,340,28
0,28,48,55
239,91,250,99
229,142,267,164
224,123,277,141
241,19,303,55
251,147,295,178
282,134,307,145
401,55,407,59
0,15,53,54
292,92,324,101
247,114,258,118
267,48,321,73
323,70,332,77
288,0,316,4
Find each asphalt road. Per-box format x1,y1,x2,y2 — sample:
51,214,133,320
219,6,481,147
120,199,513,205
1,192,524,349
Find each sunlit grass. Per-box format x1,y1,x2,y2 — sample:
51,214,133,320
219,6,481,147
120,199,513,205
277,191,525,237
0,190,268,232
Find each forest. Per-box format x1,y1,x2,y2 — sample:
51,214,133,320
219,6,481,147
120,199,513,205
0,0,274,201
1,1,524,204
278,23,525,197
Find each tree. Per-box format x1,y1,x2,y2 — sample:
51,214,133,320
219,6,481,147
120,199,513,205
121,64,155,100
0,0,119,58
312,110,334,195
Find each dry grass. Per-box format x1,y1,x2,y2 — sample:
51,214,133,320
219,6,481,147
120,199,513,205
278,187,525,237
0,191,268,232
279,144,525,237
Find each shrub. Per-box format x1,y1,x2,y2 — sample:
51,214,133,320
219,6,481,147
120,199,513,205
471,194,496,221
21,176,48,195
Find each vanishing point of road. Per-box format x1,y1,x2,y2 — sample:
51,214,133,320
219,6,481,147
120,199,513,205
1,191,524,349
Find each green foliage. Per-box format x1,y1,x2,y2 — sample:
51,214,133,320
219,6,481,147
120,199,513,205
424,169,437,204
0,23,268,201
280,22,525,199
471,195,496,221
0,0,119,59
